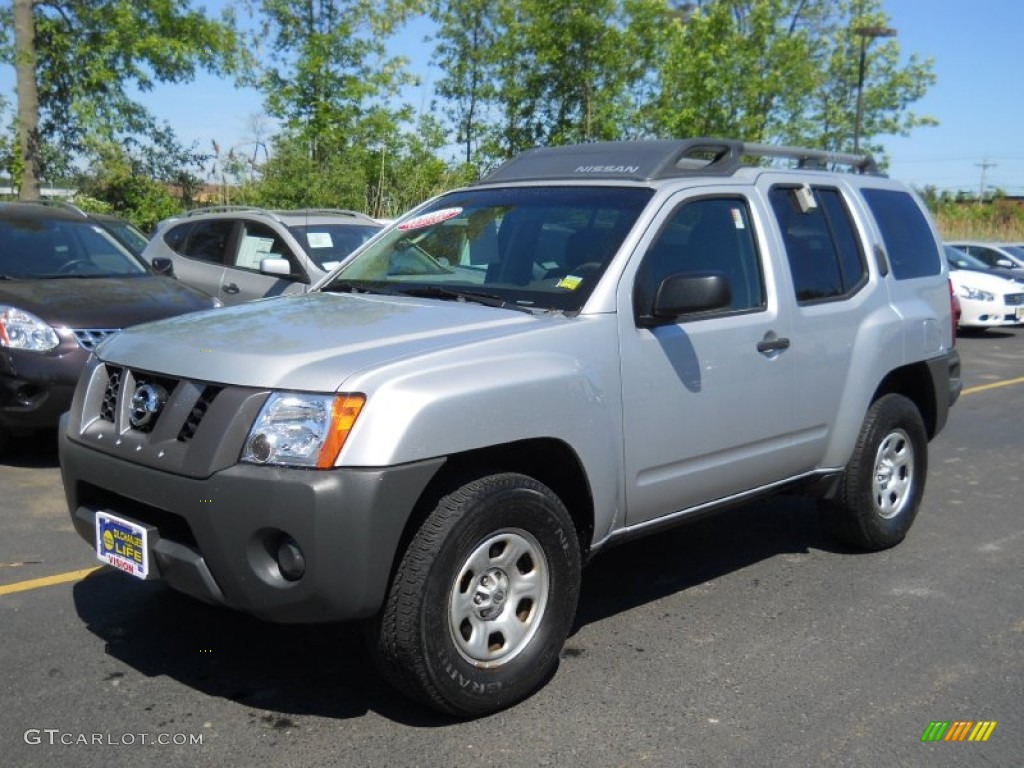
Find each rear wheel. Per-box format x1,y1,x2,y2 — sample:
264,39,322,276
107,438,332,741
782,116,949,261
373,473,581,717
826,394,928,551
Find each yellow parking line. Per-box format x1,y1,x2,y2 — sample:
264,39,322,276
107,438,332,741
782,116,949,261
962,376,1024,396
0,566,102,596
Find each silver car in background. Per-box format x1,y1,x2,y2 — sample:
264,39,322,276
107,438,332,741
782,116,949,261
143,207,381,304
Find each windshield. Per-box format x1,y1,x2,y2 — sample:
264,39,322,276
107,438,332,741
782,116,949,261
944,245,989,271
0,216,149,279
100,218,150,255
288,223,382,271
322,186,653,312
1001,245,1024,262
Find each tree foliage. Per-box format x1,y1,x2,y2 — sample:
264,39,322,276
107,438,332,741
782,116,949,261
1,0,242,196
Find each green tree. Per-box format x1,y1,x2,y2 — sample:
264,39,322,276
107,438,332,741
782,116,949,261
1,0,242,199
807,0,935,154
648,0,935,153
248,0,420,165
432,0,669,167
651,0,820,143
431,0,497,166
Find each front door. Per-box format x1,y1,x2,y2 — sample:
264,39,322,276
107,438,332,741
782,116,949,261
618,190,799,527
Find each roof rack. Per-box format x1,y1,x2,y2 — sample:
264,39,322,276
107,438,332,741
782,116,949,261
477,138,881,185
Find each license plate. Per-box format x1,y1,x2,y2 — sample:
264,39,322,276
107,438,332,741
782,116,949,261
95,512,150,580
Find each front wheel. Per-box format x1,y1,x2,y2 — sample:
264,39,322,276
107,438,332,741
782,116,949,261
825,394,928,551
373,473,581,717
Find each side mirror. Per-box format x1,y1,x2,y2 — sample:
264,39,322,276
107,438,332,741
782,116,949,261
260,257,292,276
150,257,174,276
642,272,731,326
995,258,1014,268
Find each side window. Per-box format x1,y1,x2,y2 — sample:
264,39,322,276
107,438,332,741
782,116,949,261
769,186,866,304
181,220,234,265
234,221,300,276
860,188,940,280
162,222,193,253
634,197,765,320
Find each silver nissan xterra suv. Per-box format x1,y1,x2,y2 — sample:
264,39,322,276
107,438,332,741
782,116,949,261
60,139,961,717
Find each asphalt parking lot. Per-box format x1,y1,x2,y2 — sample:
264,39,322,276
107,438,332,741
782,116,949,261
1,328,1021,768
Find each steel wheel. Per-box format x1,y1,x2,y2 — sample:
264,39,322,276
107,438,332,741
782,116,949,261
448,528,550,668
872,428,915,519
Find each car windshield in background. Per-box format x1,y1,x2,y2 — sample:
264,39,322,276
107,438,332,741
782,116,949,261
100,219,150,255
323,186,653,313
0,217,148,279
944,245,990,271
288,223,381,271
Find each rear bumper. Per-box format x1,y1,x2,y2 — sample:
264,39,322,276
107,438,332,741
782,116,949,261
60,417,444,623
927,348,961,439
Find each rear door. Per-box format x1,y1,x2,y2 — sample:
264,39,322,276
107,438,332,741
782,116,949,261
174,219,234,298
618,188,800,526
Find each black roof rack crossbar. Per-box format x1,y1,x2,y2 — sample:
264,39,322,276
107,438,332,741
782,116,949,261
477,138,880,184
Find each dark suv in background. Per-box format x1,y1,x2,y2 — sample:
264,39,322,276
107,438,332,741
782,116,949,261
0,202,219,454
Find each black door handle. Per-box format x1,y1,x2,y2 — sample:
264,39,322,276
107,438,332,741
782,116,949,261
757,337,791,353
223,283,240,294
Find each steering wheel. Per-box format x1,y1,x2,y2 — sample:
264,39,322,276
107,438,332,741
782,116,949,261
56,259,90,274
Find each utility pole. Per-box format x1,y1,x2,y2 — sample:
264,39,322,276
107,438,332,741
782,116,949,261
975,158,996,204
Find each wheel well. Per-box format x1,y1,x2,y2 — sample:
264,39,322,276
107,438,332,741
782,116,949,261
393,438,595,572
872,362,939,438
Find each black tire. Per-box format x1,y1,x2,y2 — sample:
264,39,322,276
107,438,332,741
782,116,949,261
826,394,928,551
373,473,581,717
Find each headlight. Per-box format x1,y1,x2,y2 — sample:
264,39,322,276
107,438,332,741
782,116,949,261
0,306,60,352
241,392,365,468
958,285,994,302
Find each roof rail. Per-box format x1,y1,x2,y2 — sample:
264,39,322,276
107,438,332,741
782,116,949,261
270,208,372,220
18,199,90,217
477,138,881,184
183,205,266,218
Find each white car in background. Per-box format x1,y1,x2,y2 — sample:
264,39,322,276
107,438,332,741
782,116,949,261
945,245,1024,330
947,240,1024,271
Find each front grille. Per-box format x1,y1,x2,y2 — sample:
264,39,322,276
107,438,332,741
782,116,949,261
100,366,123,423
72,328,119,351
1004,293,1024,306
178,385,222,442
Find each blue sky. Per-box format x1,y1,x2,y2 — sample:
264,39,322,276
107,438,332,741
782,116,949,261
3,0,1022,195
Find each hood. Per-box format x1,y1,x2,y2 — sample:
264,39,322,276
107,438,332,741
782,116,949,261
96,292,544,391
950,268,1024,293
0,276,217,329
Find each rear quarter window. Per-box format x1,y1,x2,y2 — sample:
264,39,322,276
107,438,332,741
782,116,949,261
860,188,940,280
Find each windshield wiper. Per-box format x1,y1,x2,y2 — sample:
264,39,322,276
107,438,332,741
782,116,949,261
321,280,397,295
394,285,533,313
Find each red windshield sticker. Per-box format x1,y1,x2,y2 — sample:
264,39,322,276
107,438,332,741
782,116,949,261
398,207,463,231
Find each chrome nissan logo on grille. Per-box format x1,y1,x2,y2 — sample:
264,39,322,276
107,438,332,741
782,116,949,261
129,383,168,429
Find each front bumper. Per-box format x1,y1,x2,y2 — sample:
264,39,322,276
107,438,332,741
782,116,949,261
60,417,444,623
0,346,87,430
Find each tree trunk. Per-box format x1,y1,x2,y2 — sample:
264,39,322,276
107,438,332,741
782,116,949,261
13,0,42,200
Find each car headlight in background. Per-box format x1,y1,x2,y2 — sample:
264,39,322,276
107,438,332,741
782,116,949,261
242,392,365,468
957,285,994,302
0,306,60,352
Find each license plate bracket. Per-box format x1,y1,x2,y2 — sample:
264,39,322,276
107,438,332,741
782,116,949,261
95,512,152,580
